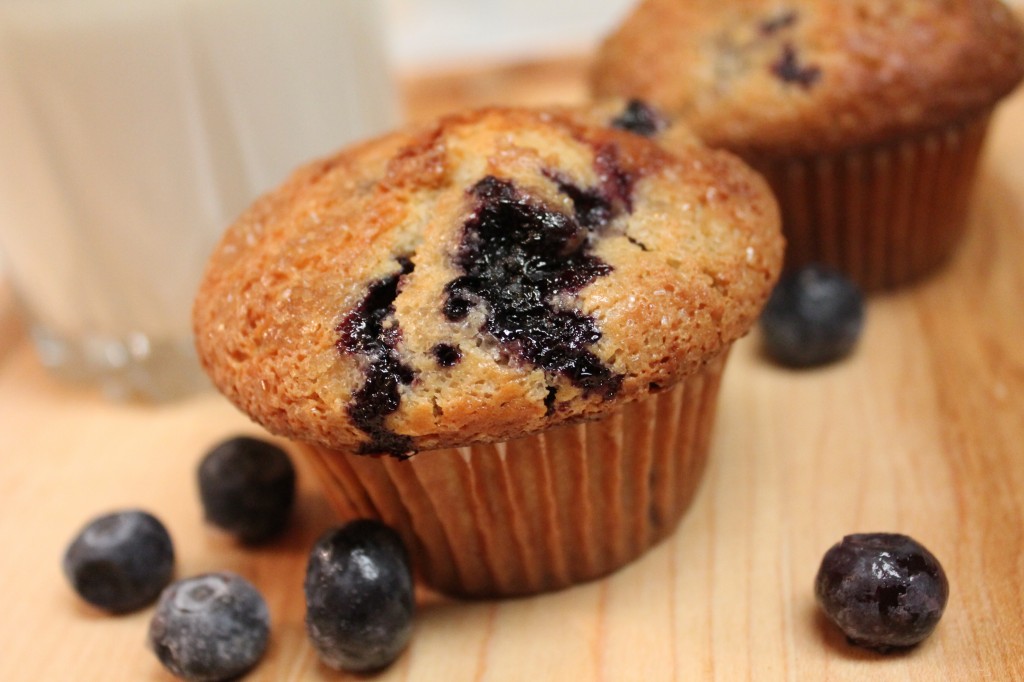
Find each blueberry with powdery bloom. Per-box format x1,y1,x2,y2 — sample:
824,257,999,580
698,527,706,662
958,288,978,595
815,533,949,652
198,436,296,544
304,520,414,672
148,572,270,682
62,509,174,614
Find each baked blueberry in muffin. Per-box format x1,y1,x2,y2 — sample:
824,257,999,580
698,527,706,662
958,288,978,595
194,103,782,457
193,103,783,595
592,0,1024,288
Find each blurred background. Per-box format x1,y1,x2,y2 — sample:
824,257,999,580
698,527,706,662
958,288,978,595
387,0,1024,69
384,0,634,70
0,0,636,401
3,0,1020,402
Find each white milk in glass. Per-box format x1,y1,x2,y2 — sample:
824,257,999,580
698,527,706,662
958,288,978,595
0,0,397,399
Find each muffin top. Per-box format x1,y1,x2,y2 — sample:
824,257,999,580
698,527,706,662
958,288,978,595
591,0,1024,156
193,104,782,456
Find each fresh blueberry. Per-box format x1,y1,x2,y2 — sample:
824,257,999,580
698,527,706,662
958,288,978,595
815,533,949,652
304,520,414,672
198,436,296,544
760,264,865,367
148,572,270,682
62,509,174,614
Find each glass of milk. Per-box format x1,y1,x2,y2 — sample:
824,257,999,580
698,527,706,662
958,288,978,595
0,0,398,400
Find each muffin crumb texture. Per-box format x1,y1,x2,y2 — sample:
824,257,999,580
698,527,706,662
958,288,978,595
193,105,782,455
591,0,1024,156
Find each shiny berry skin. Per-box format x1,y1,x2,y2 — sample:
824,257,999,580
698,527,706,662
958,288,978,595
62,509,174,613
304,520,414,672
148,572,270,682
760,264,865,367
336,258,417,457
815,533,949,651
198,436,296,544
443,176,622,398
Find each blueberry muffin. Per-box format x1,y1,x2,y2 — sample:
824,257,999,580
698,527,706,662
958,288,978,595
592,0,1024,289
193,103,783,596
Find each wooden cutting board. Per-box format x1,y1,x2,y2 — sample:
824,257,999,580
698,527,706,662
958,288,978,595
1,55,1022,681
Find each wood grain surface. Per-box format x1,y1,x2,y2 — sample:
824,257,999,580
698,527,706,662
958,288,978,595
1,56,1023,681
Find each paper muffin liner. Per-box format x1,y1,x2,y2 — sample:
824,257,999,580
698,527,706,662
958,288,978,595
753,110,992,290
298,350,729,598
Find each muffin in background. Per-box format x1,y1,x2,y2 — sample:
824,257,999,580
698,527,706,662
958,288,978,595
193,103,782,597
592,0,1024,289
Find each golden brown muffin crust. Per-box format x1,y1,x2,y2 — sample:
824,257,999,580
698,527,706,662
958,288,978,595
193,105,782,455
591,0,1024,156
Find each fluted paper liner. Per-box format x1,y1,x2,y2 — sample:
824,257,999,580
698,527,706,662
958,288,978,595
299,351,728,598
755,111,992,290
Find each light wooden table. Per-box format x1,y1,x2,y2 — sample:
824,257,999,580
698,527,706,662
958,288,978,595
2,56,1023,681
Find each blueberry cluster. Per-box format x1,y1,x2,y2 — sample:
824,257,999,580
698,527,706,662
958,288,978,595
334,170,630,453
63,256,944,678
443,175,624,403
63,436,418,680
